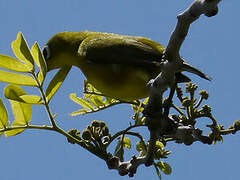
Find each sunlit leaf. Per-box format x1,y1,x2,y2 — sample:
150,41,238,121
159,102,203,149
90,96,105,108
0,70,37,86
70,93,94,110
71,81,124,116
84,80,102,94
5,85,32,137
154,164,162,180
143,97,149,105
4,121,26,137
11,32,35,71
5,84,43,104
156,161,172,175
123,137,131,149
45,66,71,102
5,99,32,137
0,98,9,128
31,42,47,84
105,97,116,104
155,141,165,150
37,71,45,85
0,54,30,72
132,98,147,113
18,95,43,105
70,109,89,116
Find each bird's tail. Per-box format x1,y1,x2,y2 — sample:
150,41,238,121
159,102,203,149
181,62,212,81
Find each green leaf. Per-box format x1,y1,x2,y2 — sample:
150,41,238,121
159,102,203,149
70,109,89,116
105,97,116,104
4,121,26,137
0,98,9,129
70,93,94,110
156,161,172,175
123,137,131,149
18,95,43,105
5,99,32,137
132,101,144,114
5,84,43,104
84,80,102,94
0,70,37,86
4,85,32,137
143,97,149,105
90,96,105,108
37,71,45,85
0,54,30,72
45,66,71,102
155,141,165,150
154,164,162,180
11,32,35,71
31,42,47,84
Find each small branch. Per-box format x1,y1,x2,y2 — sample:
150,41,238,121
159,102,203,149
0,124,54,133
145,130,158,166
172,104,185,115
32,73,58,128
108,124,145,147
54,126,109,161
195,96,204,109
165,0,221,59
2,123,109,161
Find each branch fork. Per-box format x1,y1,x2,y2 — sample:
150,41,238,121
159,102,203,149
106,0,222,177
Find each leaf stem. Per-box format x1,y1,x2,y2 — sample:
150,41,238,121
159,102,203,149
53,125,109,160
1,124,109,161
31,73,57,128
194,97,203,109
0,124,54,133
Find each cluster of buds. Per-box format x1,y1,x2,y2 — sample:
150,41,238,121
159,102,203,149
178,83,211,125
67,128,81,144
82,120,111,147
67,120,111,148
227,120,240,135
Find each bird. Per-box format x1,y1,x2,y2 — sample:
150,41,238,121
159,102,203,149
43,31,210,100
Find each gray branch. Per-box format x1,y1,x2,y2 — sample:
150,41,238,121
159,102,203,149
107,0,222,177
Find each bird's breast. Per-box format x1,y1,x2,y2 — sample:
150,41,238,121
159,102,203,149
79,63,152,100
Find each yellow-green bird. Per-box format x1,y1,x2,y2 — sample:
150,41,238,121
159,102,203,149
43,31,210,100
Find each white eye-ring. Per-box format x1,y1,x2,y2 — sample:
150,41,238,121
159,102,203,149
42,45,51,60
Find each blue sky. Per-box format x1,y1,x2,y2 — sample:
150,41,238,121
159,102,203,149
0,0,239,180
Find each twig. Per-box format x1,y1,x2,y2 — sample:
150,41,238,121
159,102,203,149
108,124,145,147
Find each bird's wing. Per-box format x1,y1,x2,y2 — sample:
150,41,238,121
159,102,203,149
77,34,164,68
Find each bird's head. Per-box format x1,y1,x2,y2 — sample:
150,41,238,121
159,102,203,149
42,32,87,71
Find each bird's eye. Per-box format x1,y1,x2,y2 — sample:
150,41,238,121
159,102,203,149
42,45,51,60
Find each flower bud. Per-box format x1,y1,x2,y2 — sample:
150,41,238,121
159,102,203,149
92,120,101,127
82,129,92,141
182,99,191,107
199,90,209,100
102,126,109,136
234,120,240,131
